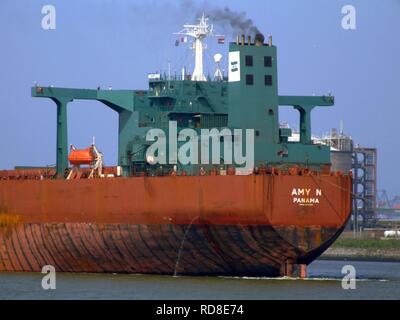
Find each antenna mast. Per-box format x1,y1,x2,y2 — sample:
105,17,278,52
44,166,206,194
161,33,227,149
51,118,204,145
175,13,215,81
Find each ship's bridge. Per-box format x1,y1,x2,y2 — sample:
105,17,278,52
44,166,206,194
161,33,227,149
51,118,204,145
145,73,228,116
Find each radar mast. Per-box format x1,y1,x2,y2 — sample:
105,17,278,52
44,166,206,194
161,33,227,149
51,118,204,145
175,14,222,81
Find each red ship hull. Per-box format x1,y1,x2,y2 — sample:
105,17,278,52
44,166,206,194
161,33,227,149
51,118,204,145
0,174,352,276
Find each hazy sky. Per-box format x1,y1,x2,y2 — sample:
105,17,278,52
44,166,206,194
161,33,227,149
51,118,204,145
0,0,399,196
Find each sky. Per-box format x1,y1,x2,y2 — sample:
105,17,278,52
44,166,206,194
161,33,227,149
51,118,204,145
0,0,399,196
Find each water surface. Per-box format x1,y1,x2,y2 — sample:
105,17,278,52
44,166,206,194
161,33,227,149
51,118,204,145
0,260,399,300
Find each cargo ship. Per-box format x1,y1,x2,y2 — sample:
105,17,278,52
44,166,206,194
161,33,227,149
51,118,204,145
0,15,351,277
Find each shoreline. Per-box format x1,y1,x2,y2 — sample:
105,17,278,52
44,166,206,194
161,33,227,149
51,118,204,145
320,247,400,263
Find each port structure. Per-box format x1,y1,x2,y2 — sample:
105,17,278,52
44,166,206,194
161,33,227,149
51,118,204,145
377,190,400,209
314,130,378,229
353,147,378,228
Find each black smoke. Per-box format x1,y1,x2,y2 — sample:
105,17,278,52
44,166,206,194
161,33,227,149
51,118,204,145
181,1,262,37
202,6,261,37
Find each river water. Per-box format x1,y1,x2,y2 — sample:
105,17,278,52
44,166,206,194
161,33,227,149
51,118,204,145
0,260,399,300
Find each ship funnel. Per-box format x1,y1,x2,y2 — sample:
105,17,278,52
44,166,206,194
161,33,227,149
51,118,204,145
241,34,245,46
254,33,265,46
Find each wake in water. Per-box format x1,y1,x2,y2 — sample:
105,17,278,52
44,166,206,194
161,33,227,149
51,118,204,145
221,275,390,282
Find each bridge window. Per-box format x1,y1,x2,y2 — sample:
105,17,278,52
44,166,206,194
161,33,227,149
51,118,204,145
245,55,253,67
264,75,272,86
246,74,254,85
200,114,228,128
264,56,272,67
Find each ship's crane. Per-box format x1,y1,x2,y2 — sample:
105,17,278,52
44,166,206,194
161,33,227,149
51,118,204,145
377,190,400,209
378,190,395,208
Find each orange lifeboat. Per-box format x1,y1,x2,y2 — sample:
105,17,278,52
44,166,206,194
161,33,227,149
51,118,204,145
68,147,95,166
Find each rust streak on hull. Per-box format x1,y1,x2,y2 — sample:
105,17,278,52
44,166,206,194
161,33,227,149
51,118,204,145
0,174,352,276
0,223,345,276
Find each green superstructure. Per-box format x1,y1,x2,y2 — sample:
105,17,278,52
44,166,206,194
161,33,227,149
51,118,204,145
32,21,334,178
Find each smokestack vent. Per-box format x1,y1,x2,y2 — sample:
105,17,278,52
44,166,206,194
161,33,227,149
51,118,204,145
254,33,265,46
